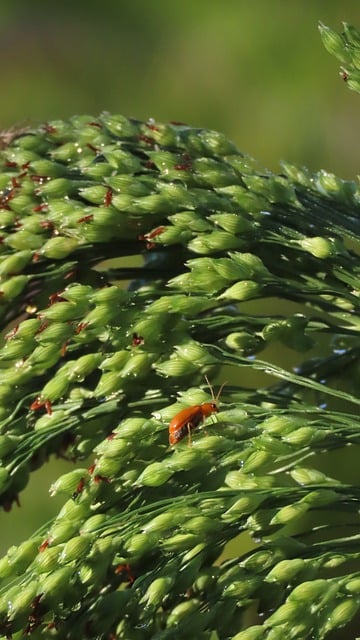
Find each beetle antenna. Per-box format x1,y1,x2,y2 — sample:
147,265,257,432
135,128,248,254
215,380,227,403
204,375,227,404
204,375,215,402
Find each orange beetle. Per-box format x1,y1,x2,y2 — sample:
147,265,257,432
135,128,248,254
169,377,226,446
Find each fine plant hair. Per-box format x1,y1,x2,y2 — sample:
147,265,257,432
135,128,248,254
0,21,359,640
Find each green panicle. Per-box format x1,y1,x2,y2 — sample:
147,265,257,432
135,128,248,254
0,48,359,637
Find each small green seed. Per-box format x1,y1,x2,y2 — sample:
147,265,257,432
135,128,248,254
92,455,124,477
59,535,92,564
242,449,272,473
155,355,199,377
40,373,70,402
323,598,359,633
32,545,63,573
37,177,74,198
270,502,309,525
7,581,39,620
120,352,152,378
266,559,306,583
264,600,301,627
175,341,213,365
166,598,201,628
223,577,260,598
142,576,175,608
318,23,347,62
0,250,32,275
219,280,262,301
0,274,29,299
0,434,19,457
290,466,334,485
38,566,74,608
161,533,200,553
41,236,80,259
100,351,130,371
80,513,109,534
288,579,328,602
94,370,124,396
299,236,339,259
232,625,265,640
136,462,173,487
125,532,158,556
346,578,360,594
283,426,317,445
184,516,221,536
7,538,42,574
142,511,182,535
6,229,44,250
50,469,89,497
48,519,80,545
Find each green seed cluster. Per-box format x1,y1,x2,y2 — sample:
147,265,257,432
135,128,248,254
0,105,359,638
0,403,358,638
319,21,360,93
0,279,220,506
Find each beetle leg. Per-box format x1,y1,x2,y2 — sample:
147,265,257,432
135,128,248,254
187,422,192,447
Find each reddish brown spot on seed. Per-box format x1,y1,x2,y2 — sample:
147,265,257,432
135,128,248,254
104,188,113,206
72,477,86,499
31,594,43,610
5,324,19,340
93,474,110,484
30,397,52,415
144,160,156,169
42,124,57,134
60,341,69,357
39,218,53,227
87,462,96,474
138,134,154,145
30,397,43,411
11,177,20,188
30,174,49,183
77,214,93,223
36,320,49,334
132,332,144,347
138,226,165,249
45,400,52,415
114,563,135,585
86,143,99,153
39,538,51,552
174,163,192,171
48,291,65,305
75,321,89,334
145,122,160,132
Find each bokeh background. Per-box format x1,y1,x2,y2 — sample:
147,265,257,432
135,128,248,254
1,0,360,555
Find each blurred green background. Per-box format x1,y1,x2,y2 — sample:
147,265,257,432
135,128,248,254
1,0,360,554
